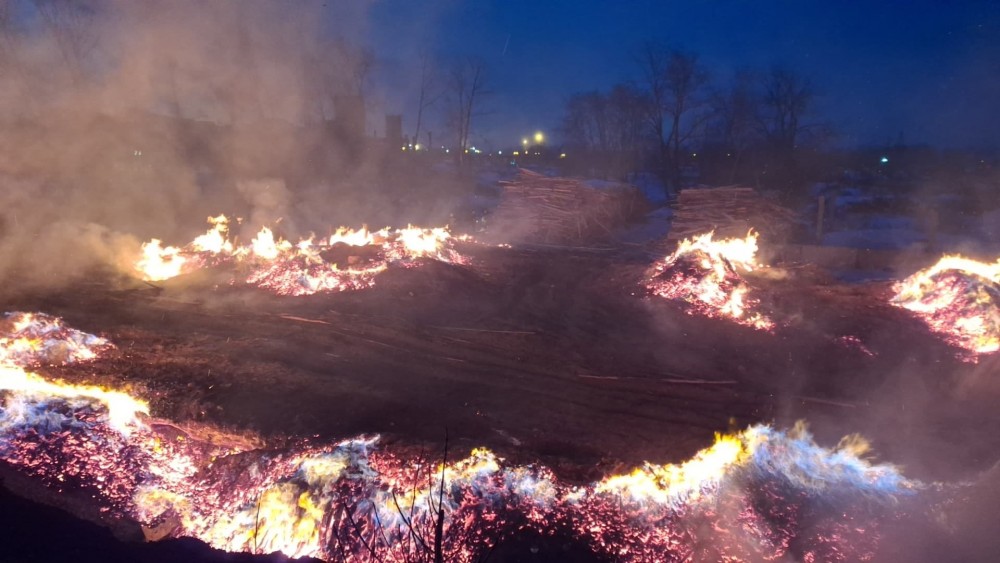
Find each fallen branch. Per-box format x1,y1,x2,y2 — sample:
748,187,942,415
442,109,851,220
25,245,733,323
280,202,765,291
795,396,857,408
428,326,535,335
577,374,737,385
277,314,331,325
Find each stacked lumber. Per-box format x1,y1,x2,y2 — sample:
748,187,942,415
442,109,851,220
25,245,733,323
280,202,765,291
491,170,644,244
667,186,799,242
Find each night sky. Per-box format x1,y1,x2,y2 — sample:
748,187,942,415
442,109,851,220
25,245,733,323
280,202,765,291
361,1,1000,150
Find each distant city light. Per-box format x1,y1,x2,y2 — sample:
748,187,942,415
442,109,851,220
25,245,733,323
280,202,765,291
559,153,567,158
521,138,528,146
880,156,889,164
534,131,544,144
414,143,421,151
513,151,520,156
498,151,503,155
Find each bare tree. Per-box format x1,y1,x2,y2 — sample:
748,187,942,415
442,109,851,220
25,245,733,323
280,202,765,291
30,0,100,83
412,50,442,149
634,42,670,166
561,84,651,179
710,70,761,182
349,46,375,100
635,43,710,191
447,58,488,167
562,91,608,152
759,66,813,153
0,0,16,56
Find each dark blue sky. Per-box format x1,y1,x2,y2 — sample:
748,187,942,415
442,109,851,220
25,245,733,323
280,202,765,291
362,1,999,150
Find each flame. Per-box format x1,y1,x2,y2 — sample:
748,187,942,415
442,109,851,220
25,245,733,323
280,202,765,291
136,239,187,282
133,216,468,295
328,226,376,247
0,312,112,366
595,432,748,504
892,254,1000,355
0,313,923,562
0,313,144,434
0,365,148,435
394,226,452,257
248,227,293,260
191,215,234,254
647,231,773,329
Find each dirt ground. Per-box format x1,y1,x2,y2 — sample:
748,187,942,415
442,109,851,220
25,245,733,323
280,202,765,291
2,241,1000,560
5,242,998,482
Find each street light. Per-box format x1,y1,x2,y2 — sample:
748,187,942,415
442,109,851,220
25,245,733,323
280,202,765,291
534,131,544,144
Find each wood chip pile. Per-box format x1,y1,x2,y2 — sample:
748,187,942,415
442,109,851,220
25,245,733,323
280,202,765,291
667,186,800,242
491,169,645,244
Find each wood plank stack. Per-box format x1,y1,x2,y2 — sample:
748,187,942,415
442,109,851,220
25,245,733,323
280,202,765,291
491,169,644,244
667,186,800,242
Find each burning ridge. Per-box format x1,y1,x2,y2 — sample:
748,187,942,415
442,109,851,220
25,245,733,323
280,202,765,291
0,313,927,562
892,255,1000,357
136,215,468,296
646,231,774,330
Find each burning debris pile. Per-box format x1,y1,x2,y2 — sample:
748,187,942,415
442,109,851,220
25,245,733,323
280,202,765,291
667,187,799,243
0,313,930,561
647,231,774,330
0,312,112,366
491,169,645,244
136,215,467,296
892,255,1000,356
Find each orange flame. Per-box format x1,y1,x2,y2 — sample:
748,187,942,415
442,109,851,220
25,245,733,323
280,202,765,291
892,254,1000,355
647,231,773,330
132,216,467,295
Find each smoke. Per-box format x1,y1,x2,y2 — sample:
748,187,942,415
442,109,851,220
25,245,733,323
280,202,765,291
0,0,464,295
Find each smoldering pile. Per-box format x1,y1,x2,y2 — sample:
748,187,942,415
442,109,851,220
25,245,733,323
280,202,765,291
892,255,1000,356
647,231,774,330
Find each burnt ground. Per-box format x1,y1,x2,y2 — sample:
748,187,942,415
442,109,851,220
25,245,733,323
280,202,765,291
2,242,1000,560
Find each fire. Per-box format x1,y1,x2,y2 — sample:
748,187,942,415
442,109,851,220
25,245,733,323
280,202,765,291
191,214,234,254
647,231,773,329
133,215,468,295
0,312,144,434
137,239,187,282
0,365,148,435
595,432,747,504
0,312,112,366
892,254,1000,355
0,313,925,561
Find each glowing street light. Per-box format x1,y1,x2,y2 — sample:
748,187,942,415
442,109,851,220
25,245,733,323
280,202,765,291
521,138,528,147
534,131,544,144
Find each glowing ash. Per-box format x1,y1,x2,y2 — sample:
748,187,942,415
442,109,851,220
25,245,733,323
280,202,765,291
0,385,919,562
134,215,469,295
647,231,773,329
0,312,112,366
0,314,924,561
892,255,1000,356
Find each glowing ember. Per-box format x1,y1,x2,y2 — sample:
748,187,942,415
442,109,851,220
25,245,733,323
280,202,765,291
133,216,468,295
0,385,919,560
647,231,773,329
892,255,1000,355
0,312,112,366
0,314,925,561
